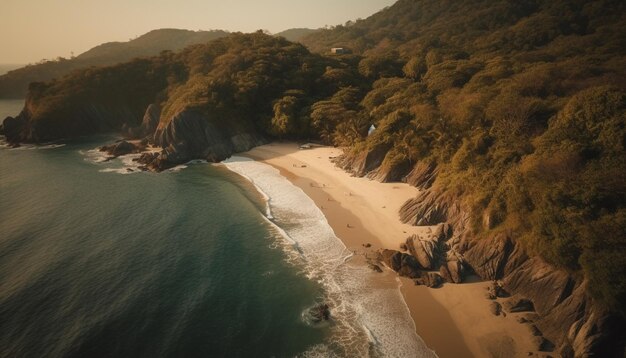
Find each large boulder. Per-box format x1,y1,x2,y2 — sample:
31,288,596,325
378,249,422,278
463,233,513,280
405,235,437,269
99,140,140,157
416,272,443,288
446,260,465,283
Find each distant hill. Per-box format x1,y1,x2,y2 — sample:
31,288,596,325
274,28,319,42
0,29,229,98
0,64,24,76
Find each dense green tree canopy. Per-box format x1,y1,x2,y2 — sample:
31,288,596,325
8,0,626,315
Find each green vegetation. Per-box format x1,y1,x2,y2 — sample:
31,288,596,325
12,0,626,314
0,29,228,98
14,32,360,142
300,0,626,314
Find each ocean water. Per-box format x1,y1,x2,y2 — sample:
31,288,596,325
0,100,433,357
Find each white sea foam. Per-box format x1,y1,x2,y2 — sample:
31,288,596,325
223,156,436,358
81,148,112,163
82,145,213,175
0,137,66,150
95,152,145,174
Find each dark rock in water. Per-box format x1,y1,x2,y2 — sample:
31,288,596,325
101,140,136,156
503,296,535,313
2,116,27,144
309,304,331,323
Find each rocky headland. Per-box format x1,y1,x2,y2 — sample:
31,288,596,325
336,149,626,357
2,14,624,356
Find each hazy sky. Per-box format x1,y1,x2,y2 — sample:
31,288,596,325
0,0,395,64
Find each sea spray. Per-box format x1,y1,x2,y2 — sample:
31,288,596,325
223,156,436,358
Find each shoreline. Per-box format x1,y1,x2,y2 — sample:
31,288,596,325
239,142,537,358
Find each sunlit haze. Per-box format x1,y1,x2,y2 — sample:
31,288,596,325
0,0,395,64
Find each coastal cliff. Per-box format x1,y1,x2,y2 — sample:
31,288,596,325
338,149,626,357
1,0,624,355
1,32,340,166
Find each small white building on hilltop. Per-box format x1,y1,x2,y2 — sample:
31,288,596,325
331,47,350,55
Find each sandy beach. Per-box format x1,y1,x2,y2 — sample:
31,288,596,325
241,142,537,358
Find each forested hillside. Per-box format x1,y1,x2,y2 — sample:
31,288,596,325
0,29,228,98
300,0,626,317
3,0,625,340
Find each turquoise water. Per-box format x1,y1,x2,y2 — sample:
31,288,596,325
0,101,329,357
0,100,433,357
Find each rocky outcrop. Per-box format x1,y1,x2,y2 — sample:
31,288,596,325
461,231,625,357
99,140,146,157
502,296,535,313
378,222,467,287
123,103,161,139
334,143,391,177
403,161,438,189
367,157,413,182
399,189,462,227
149,109,267,170
0,115,27,145
1,97,141,144
3,98,268,171
390,183,625,357
378,249,422,278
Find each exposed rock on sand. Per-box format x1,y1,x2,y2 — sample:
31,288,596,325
503,296,535,313
335,141,625,357
405,234,437,269
489,301,502,316
378,249,422,278
243,143,626,358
